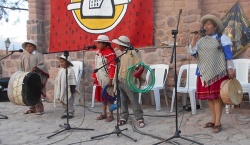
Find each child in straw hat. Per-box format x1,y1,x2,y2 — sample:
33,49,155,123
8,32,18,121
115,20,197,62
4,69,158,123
112,35,145,128
19,39,49,115
92,35,116,122
54,55,80,119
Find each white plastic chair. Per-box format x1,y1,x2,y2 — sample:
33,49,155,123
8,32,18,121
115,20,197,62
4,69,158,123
170,64,202,115
71,61,83,85
138,64,169,111
71,61,83,104
91,84,100,107
225,59,250,114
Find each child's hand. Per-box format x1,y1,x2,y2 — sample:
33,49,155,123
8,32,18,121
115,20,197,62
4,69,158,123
108,79,113,86
30,68,36,72
228,68,235,79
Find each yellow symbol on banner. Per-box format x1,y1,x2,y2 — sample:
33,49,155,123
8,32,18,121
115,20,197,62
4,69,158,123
67,0,132,34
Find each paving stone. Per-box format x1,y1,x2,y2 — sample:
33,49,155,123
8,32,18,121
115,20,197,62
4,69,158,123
239,139,250,145
0,101,250,145
233,133,247,140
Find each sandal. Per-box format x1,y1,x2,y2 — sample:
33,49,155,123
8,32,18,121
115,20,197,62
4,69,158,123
204,122,215,128
212,125,222,133
137,120,145,128
24,109,36,114
96,114,107,120
105,116,114,122
118,119,127,126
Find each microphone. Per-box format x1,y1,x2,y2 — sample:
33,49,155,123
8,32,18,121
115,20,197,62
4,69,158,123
179,9,182,14
190,29,206,34
128,45,139,52
84,45,97,50
9,49,23,53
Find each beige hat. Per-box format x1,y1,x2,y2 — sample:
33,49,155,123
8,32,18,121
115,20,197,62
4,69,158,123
93,35,111,43
22,39,37,49
112,35,130,47
201,15,224,33
56,55,74,67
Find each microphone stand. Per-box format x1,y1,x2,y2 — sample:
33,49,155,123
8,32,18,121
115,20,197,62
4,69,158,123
153,9,203,145
0,53,14,119
90,48,137,142
0,52,14,61
47,50,94,139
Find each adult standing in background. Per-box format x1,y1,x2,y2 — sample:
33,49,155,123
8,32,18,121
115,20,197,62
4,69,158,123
188,15,235,133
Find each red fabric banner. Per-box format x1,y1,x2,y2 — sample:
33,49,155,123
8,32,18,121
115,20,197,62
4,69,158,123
50,0,154,52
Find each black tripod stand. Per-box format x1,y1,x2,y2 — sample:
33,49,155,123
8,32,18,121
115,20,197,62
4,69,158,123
0,114,8,119
90,49,137,142
47,51,94,139
153,9,203,145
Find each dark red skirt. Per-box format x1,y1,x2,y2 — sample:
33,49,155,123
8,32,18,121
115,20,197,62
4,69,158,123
196,75,229,100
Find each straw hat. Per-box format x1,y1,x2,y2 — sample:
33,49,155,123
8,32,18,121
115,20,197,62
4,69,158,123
112,36,130,47
93,35,111,43
56,55,74,67
220,78,243,105
201,15,224,33
22,39,37,49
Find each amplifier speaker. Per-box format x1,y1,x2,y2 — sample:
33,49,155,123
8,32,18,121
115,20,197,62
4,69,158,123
0,77,10,102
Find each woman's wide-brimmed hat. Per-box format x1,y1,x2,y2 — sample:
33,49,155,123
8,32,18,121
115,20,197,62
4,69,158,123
201,14,224,33
93,35,111,43
112,35,130,47
22,39,37,49
56,55,74,67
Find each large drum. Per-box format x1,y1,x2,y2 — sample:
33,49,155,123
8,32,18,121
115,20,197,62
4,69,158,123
7,71,42,106
220,78,243,105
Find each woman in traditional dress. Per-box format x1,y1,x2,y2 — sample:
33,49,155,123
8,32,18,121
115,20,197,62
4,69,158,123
189,15,235,133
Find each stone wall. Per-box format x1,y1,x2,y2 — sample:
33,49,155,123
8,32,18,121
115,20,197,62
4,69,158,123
2,0,250,103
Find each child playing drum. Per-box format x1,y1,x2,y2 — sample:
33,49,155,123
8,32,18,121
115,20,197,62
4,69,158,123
19,39,49,115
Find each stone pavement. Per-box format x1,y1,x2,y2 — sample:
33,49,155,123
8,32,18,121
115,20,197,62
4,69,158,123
0,100,250,145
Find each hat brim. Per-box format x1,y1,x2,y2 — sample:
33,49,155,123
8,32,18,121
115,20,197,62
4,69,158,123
56,56,74,67
22,42,37,49
201,15,224,33
93,40,111,43
112,39,130,47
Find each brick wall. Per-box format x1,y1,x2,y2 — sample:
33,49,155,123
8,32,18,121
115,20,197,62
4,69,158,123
2,0,250,102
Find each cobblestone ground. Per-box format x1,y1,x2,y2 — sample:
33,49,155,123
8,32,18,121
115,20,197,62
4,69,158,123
0,100,250,145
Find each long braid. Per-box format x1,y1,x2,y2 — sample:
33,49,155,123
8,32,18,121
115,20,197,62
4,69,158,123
102,42,115,75
217,32,223,49
107,43,115,53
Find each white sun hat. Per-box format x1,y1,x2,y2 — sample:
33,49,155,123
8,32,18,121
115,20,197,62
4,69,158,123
56,55,74,67
22,39,37,49
93,35,111,43
112,35,130,47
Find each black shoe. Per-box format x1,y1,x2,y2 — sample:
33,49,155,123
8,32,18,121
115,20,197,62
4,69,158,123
61,115,74,119
67,115,74,119
61,115,67,119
